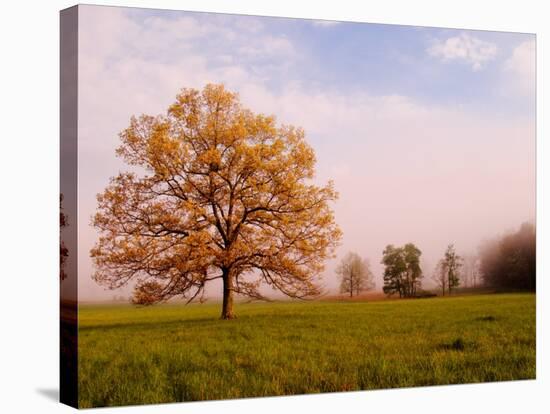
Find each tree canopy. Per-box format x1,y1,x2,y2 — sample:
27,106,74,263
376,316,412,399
382,243,422,297
91,84,341,318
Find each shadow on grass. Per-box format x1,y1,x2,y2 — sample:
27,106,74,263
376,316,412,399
78,309,317,332
78,315,224,332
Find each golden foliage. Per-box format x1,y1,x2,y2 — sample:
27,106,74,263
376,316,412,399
91,84,341,313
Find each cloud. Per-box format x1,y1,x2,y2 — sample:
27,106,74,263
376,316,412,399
503,40,535,96
311,20,341,28
428,33,498,71
237,35,295,58
77,6,299,152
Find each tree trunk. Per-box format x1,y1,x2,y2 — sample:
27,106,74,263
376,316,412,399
221,268,235,319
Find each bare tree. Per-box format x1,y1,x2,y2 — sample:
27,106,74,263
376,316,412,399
461,254,480,288
432,259,448,296
336,252,375,298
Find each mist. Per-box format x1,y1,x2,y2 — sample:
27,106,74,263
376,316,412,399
73,6,535,302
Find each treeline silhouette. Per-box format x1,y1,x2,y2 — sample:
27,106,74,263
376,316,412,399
479,222,536,291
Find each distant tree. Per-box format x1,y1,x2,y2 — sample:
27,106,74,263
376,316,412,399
440,244,462,295
91,84,342,319
479,222,535,291
382,245,405,297
60,194,69,282
336,252,375,297
461,254,480,288
432,259,448,296
382,243,422,298
403,243,422,297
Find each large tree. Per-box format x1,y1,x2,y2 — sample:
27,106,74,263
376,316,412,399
382,243,422,298
336,252,375,298
91,84,341,319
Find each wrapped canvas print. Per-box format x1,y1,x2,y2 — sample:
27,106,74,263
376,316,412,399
60,4,536,409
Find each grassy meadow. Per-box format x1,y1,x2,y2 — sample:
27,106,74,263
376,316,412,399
78,293,535,408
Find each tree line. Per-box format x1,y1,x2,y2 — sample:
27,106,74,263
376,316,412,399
478,222,535,291
337,222,535,298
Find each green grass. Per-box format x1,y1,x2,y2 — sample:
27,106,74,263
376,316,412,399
78,293,535,408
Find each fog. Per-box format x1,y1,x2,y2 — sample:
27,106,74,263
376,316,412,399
71,6,535,302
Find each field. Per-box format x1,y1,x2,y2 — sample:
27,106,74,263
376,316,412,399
78,293,535,408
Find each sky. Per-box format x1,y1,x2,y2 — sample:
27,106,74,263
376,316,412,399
75,5,535,301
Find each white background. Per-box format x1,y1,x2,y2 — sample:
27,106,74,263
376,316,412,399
0,0,547,412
